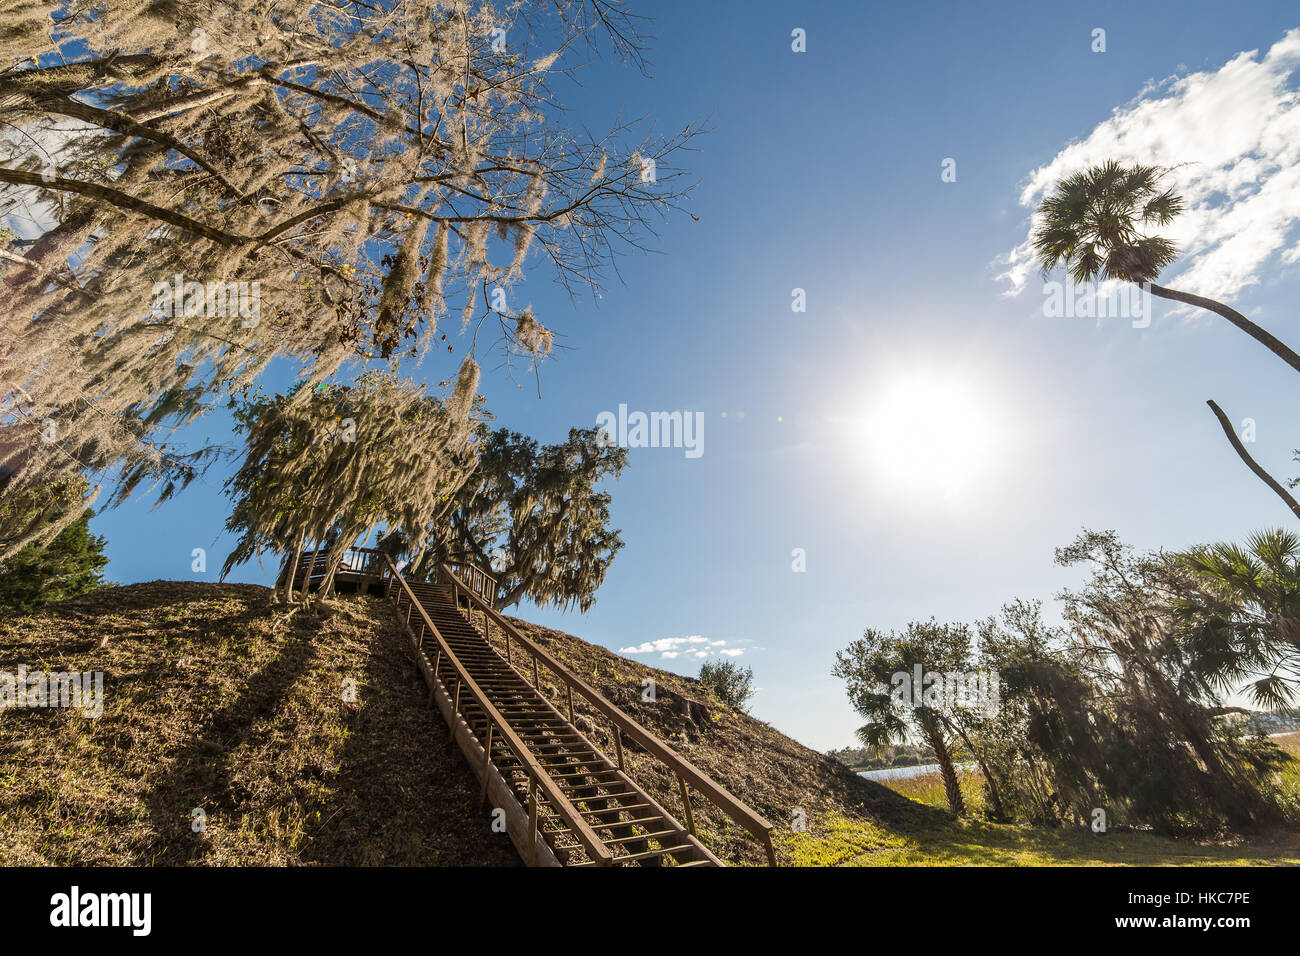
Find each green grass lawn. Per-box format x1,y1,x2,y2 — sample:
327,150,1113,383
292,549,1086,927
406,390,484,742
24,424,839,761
774,811,1300,866
775,733,1300,866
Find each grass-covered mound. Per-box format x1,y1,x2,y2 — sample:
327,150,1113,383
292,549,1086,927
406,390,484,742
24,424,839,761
0,582,517,866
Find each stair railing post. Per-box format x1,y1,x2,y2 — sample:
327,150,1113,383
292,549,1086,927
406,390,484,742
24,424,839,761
677,774,696,836
429,648,442,708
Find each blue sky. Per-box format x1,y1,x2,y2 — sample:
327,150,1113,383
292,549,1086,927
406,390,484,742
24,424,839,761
89,1,1300,750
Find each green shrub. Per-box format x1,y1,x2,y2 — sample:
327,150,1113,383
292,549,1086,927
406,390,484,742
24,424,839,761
698,659,755,712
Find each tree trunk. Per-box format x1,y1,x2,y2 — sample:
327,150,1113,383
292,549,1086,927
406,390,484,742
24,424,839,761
305,539,325,597
1148,283,1300,375
282,538,302,604
1205,400,1300,523
319,538,349,597
946,717,1009,822
919,712,965,816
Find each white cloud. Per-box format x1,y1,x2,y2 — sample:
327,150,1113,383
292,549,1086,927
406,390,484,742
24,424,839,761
618,635,746,661
618,636,708,655
999,29,1300,303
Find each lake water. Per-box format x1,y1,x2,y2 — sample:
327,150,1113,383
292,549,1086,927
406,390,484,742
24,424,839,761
858,761,975,781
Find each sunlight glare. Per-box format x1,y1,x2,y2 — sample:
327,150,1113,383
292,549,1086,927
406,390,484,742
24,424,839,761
860,375,1000,496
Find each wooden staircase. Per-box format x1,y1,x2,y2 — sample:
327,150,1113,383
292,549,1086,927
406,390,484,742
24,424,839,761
406,577,721,865
294,547,777,866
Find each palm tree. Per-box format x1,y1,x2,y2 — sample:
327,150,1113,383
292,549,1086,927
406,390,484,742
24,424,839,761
833,621,973,816
1180,528,1300,710
1032,160,1300,375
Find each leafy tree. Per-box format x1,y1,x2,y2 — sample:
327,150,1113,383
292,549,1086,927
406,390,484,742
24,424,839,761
399,425,627,611
977,532,1290,832
1057,531,1289,830
975,599,1120,826
0,0,699,559
0,484,107,612
0,467,97,558
698,659,755,713
833,620,976,815
222,367,481,600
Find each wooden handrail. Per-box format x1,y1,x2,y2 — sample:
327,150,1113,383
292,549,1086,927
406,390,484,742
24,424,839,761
439,561,777,864
445,560,497,603
376,553,614,865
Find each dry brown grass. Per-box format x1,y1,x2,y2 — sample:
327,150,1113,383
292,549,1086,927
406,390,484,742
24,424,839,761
0,581,518,866
0,580,925,867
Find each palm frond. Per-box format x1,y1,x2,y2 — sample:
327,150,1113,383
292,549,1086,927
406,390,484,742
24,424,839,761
1032,162,1183,284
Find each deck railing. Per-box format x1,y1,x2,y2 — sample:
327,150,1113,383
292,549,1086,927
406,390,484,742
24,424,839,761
445,560,498,603
438,561,778,866
280,546,386,591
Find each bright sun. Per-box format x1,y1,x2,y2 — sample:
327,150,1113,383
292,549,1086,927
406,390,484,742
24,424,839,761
860,375,999,496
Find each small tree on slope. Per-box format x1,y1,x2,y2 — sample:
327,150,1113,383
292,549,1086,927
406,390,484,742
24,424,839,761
0,480,108,612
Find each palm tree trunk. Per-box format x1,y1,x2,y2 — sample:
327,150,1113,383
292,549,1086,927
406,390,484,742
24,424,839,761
1147,283,1300,375
1205,400,1300,523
